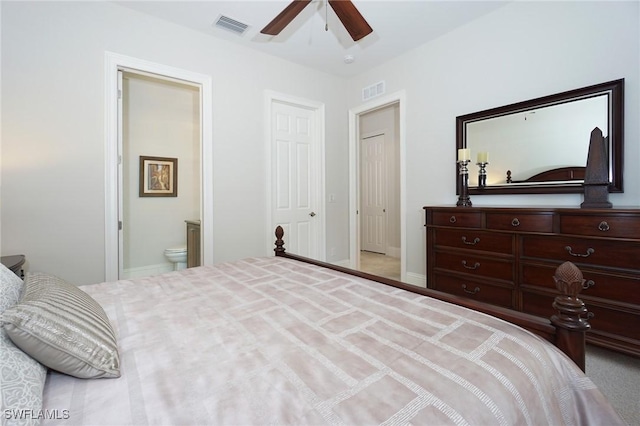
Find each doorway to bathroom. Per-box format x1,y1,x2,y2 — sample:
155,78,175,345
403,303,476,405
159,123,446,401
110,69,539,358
119,71,201,279
104,52,213,282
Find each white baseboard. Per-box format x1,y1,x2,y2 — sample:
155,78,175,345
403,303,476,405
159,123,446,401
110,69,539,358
386,246,401,258
404,272,426,288
122,263,174,279
331,259,351,268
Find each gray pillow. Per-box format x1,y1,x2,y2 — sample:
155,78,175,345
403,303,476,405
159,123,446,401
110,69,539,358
2,272,120,379
1,262,23,313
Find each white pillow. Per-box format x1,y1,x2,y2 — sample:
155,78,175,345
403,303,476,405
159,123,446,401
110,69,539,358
0,327,47,426
1,262,23,313
1,264,46,426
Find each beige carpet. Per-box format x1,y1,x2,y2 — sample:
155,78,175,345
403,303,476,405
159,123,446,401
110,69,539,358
586,345,640,425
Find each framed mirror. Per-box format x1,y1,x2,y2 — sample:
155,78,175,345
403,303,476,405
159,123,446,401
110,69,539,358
456,79,624,195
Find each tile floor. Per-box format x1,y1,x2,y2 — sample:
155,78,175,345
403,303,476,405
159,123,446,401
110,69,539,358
359,251,401,280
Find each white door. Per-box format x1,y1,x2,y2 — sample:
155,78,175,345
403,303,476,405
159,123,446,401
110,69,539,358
271,101,319,258
360,133,386,254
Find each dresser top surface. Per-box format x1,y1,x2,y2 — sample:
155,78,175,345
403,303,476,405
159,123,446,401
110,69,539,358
424,206,640,213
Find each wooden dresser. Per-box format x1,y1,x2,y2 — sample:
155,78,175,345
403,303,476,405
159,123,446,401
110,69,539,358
424,206,640,357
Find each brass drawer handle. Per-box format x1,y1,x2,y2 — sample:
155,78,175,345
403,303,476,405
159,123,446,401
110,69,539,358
598,221,610,232
461,260,480,270
565,246,595,258
511,218,520,227
461,236,480,245
582,280,595,290
449,216,457,224
462,284,480,295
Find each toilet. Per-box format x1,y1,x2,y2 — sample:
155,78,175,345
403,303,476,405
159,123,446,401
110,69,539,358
164,246,187,271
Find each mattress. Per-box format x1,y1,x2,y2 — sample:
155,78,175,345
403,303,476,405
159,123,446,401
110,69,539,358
42,256,622,425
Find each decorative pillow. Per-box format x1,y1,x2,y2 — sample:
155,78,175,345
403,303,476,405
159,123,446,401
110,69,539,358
1,263,24,313
1,273,120,379
0,327,47,426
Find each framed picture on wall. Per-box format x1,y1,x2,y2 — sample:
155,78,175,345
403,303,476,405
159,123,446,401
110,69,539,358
139,156,178,197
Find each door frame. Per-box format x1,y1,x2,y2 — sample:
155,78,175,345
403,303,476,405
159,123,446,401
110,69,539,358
264,90,326,260
348,90,406,280
104,52,213,281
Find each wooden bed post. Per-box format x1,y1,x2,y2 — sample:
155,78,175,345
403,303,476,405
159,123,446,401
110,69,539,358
551,261,590,372
274,226,286,255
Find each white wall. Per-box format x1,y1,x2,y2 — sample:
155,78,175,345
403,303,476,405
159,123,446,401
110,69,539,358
0,1,349,284
122,73,200,272
347,1,640,278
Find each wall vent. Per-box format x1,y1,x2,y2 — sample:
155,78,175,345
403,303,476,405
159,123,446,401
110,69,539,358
362,81,386,101
214,15,249,35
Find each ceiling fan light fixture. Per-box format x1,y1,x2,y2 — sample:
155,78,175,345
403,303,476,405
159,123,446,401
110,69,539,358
260,0,372,41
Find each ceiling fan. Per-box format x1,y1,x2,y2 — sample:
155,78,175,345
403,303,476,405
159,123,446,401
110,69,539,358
261,0,373,42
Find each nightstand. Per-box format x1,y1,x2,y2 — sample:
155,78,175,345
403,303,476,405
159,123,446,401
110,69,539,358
1,254,25,279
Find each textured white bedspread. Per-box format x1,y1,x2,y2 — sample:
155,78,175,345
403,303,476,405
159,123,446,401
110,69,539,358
42,257,622,425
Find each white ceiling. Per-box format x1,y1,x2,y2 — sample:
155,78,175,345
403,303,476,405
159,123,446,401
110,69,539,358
116,1,509,77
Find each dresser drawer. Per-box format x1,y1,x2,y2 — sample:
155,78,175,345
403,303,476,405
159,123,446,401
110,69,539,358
560,213,640,238
431,211,482,228
521,263,640,305
521,235,640,270
433,273,514,308
434,251,514,281
433,229,513,254
486,212,554,233
521,291,640,343
520,290,558,318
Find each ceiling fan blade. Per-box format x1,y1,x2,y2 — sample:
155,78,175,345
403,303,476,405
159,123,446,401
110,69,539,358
261,0,312,36
328,0,373,41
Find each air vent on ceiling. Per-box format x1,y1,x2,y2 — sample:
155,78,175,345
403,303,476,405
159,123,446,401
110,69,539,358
214,15,249,35
362,81,386,101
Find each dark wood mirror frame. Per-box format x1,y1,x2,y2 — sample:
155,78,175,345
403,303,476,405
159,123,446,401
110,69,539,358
456,79,624,195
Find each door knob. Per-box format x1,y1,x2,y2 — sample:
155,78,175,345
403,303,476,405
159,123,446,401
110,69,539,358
309,212,316,217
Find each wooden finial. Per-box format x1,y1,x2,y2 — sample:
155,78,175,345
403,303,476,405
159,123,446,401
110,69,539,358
553,261,586,299
274,226,285,254
551,261,590,371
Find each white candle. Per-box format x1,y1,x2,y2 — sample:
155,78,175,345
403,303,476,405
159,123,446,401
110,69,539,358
457,148,470,162
477,152,489,163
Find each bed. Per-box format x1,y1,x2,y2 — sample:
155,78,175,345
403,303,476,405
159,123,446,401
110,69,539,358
506,166,586,184
0,227,624,425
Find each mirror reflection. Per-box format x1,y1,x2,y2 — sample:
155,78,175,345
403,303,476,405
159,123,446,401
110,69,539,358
456,79,624,195
467,95,608,187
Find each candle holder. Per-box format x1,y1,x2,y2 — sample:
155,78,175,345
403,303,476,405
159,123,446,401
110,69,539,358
456,159,472,207
477,161,489,188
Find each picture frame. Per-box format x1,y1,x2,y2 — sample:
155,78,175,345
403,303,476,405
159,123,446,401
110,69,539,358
139,156,177,197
